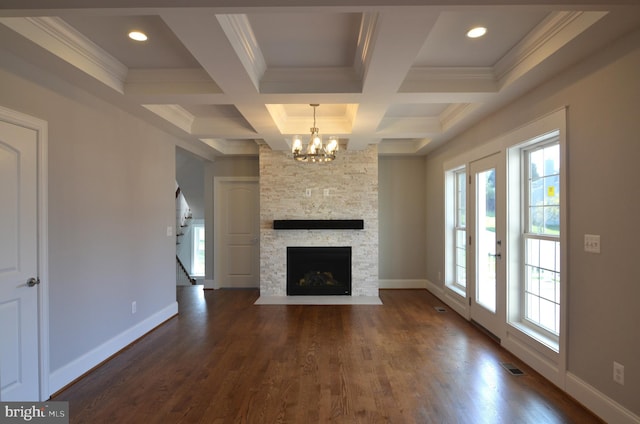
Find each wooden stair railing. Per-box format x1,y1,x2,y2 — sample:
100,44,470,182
176,255,196,285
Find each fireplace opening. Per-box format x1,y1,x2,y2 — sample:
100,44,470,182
287,246,351,296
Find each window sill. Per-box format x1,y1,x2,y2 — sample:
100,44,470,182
445,284,466,299
509,321,559,354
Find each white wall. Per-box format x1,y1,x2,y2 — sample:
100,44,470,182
424,29,640,419
0,52,178,394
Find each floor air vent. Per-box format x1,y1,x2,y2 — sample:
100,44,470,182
501,363,525,376
434,306,447,313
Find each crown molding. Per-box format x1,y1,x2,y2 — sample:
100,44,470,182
125,68,222,96
143,104,194,134
494,10,608,86
260,67,361,94
401,67,497,93
0,16,127,93
216,13,266,92
200,138,259,155
439,102,479,132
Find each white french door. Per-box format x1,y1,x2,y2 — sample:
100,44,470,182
468,152,506,340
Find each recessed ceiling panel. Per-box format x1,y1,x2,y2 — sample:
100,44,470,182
415,10,550,67
182,105,245,118
62,15,201,69
248,13,361,68
385,103,449,118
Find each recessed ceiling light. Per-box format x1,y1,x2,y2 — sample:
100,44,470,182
466,27,487,39
128,31,148,42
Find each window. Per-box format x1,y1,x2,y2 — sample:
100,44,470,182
445,167,466,296
192,224,205,276
523,142,560,336
507,128,563,352
454,169,467,290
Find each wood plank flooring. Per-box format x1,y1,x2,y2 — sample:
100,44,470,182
52,287,603,423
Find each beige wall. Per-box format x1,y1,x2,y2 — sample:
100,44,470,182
378,157,427,280
0,53,177,390
424,29,640,416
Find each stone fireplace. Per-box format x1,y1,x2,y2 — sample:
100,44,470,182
258,144,379,298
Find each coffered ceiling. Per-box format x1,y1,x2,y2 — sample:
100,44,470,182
1,1,639,157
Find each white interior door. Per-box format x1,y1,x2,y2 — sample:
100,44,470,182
469,153,506,340
0,119,40,401
214,178,260,288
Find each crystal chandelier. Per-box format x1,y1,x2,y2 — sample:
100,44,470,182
291,104,339,162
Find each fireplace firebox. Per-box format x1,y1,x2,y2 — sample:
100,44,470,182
287,246,351,296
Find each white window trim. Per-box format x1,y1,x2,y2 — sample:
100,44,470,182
440,107,567,388
444,166,467,299
504,109,567,388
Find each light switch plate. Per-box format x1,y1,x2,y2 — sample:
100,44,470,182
584,234,600,253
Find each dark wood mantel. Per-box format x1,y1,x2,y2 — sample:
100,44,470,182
273,219,364,230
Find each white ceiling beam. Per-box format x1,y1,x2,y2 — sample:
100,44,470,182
162,11,287,150
349,10,439,150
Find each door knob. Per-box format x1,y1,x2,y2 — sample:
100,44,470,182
27,277,40,287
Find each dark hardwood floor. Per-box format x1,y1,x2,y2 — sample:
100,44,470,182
53,287,603,423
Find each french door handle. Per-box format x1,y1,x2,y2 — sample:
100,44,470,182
488,253,502,259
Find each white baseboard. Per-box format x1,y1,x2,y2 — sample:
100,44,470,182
424,279,469,318
379,279,427,289
48,301,178,395
424,279,639,423
424,278,443,297
566,373,640,424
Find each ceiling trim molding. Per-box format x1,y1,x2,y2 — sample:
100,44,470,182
353,12,379,81
260,67,361,94
439,102,479,132
494,10,608,85
143,104,194,134
400,67,497,93
125,68,222,95
377,116,441,136
0,16,127,93
200,138,259,156
216,13,266,91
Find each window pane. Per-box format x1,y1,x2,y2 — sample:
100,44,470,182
544,144,560,175
526,238,540,267
530,149,544,180
526,266,539,295
529,206,544,233
544,176,559,206
544,206,560,235
192,225,205,276
522,140,561,338
526,294,540,323
540,240,557,271
539,298,557,332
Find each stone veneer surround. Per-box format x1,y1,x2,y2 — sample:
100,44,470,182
259,144,379,296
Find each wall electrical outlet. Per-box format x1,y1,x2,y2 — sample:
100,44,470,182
132,301,137,314
305,188,312,197
613,361,624,385
584,234,601,253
